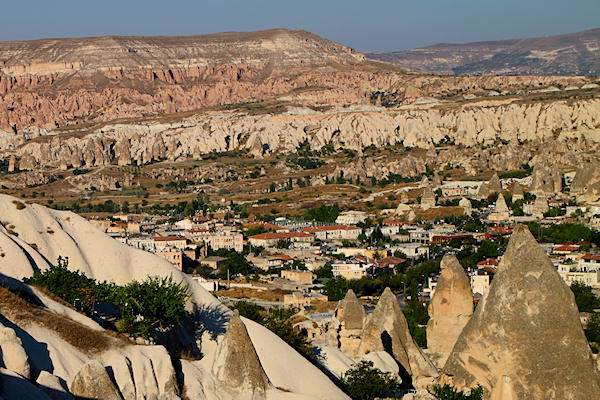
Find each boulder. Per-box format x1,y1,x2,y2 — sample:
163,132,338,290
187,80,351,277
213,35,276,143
359,288,438,389
212,310,269,394
36,371,74,400
69,360,123,400
426,255,473,368
0,324,30,379
0,367,52,400
443,225,600,399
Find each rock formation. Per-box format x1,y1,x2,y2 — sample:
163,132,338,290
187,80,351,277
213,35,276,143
530,161,562,195
36,371,75,400
334,289,366,357
572,161,600,202
443,225,600,399
359,288,438,389
0,323,30,379
458,198,472,215
488,173,502,194
493,194,509,214
511,182,524,201
421,187,436,210
69,360,123,400
426,255,473,369
212,310,270,395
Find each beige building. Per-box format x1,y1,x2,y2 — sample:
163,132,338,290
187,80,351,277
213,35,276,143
248,232,314,248
299,225,362,241
189,230,243,252
283,291,327,307
281,269,314,284
156,249,183,270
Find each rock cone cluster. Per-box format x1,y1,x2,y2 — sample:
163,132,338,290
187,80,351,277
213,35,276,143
442,225,600,399
359,288,438,389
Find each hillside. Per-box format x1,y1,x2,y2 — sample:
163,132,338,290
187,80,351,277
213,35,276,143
366,27,600,75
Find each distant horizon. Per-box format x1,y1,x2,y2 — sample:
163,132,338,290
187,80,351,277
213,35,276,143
2,0,599,52
1,25,599,54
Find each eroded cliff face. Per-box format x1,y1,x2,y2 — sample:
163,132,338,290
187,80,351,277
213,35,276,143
5,99,599,170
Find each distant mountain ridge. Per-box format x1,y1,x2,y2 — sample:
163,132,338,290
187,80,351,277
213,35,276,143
366,28,600,76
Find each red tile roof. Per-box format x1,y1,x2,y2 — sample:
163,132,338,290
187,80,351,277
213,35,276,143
300,225,361,232
153,235,186,242
249,232,313,240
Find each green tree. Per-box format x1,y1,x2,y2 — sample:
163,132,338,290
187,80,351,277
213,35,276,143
585,313,600,344
324,276,348,301
429,384,484,400
340,360,400,400
112,276,190,339
571,282,600,312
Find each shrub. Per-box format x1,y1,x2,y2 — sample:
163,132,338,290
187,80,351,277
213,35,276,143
571,282,600,313
12,200,26,210
429,384,484,400
112,276,190,339
340,360,400,400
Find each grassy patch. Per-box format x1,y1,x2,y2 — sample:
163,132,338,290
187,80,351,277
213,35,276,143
0,285,120,353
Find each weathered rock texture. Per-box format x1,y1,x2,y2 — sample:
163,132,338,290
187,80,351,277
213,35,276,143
212,310,269,394
334,289,366,357
69,360,123,400
572,161,600,202
359,288,438,389
426,255,473,369
0,323,30,379
443,225,600,399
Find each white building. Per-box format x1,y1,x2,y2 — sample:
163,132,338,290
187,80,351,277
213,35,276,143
331,261,373,280
335,211,368,225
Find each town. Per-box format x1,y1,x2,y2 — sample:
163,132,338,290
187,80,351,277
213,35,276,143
83,162,600,343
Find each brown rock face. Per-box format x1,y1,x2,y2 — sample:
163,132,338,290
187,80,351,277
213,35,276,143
426,255,473,368
443,225,600,399
212,310,269,394
335,289,365,330
572,161,600,202
488,173,502,194
359,287,438,389
334,289,366,357
69,360,123,400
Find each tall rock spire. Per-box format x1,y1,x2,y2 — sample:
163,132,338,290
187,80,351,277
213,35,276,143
443,225,600,399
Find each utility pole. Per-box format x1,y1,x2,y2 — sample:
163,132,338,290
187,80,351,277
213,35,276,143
227,268,230,289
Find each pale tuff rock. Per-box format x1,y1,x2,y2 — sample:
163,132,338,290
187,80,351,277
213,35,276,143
335,289,365,330
426,255,473,369
0,367,53,400
5,99,600,168
525,195,549,217
488,173,502,194
421,187,436,210
334,289,366,357
476,182,490,200
458,198,472,215
493,194,509,214
511,182,524,201
0,323,31,379
490,376,515,400
529,161,562,195
36,371,74,400
443,225,600,399
212,310,269,394
359,288,438,389
69,360,123,400
101,346,179,400
572,161,600,202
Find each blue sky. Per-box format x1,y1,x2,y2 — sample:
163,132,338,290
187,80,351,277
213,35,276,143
2,0,599,51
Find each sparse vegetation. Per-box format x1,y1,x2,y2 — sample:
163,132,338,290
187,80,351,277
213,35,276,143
340,360,400,400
